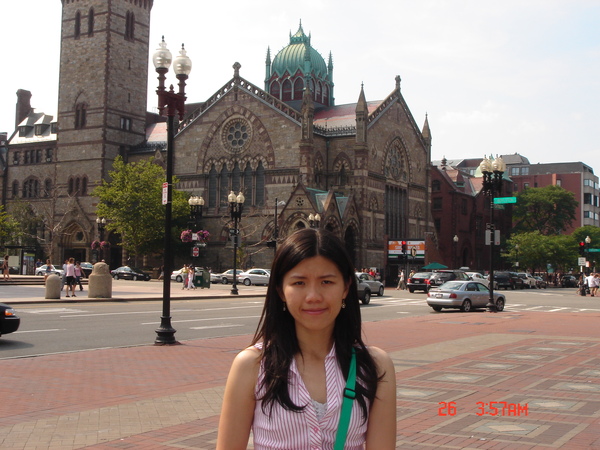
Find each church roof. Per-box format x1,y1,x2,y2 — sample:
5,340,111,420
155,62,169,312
271,22,328,79
314,101,382,128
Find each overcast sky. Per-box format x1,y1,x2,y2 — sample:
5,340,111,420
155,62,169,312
2,0,599,174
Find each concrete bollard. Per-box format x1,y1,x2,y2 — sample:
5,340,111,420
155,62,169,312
88,262,112,298
45,274,61,299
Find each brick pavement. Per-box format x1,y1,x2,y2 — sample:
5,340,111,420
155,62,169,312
1,309,600,449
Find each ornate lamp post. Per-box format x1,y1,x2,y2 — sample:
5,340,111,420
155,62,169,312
152,37,192,345
514,244,520,268
308,213,321,228
95,217,106,262
228,191,244,295
479,155,506,312
453,235,459,268
585,236,592,274
188,195,204,264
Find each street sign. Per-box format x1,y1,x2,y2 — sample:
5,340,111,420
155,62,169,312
588,248,600,253
162,182,168,205
192,246,200,257
493,196,517,205
578,257,586,266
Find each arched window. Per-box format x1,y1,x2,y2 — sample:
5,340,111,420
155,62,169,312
339,165,347,186
81,176,88,195
74,11,81,38
232,161,241,194
243,162,253,205
23,178,39,198
88,8,94,36
293,78,304,100
44,179,52,198
75,177,81,195
282,79,292,101
75,103,87,129
68,177,74,195
219,164,229,206
323,85,329,106
125,11,135,40
315,81,322,103
269,80,280,99
256,161,265,206
208,165,218,207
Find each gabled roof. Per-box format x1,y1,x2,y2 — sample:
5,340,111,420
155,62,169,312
313,101,381,129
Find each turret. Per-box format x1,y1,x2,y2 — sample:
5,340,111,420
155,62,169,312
355,83,368,144
264,47,271,90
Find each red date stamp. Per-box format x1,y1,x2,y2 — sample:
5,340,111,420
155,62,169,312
438,401,528,416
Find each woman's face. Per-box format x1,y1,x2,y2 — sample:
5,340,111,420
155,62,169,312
280,255,350,335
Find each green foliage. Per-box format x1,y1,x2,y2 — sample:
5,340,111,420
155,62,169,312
513,185,578,235
571,225,600,250
0,205,21,246
505,232,580,274
91,156,189,259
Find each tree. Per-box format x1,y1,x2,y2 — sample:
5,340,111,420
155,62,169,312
505,231,578,274
0,205,21,247
92,156,189,264
513,185,578,235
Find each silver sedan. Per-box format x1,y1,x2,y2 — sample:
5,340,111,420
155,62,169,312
238,268,271,286
426,280,506,312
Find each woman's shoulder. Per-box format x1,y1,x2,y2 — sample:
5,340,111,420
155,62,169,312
365,346,394,374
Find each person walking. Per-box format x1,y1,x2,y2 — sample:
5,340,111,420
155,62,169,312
74,261,84,291
2,255,10,281
187,264,196,290
44,259,54,281
396,269,406,290
587,272,598,297
65,257,76,297
181,264,189,290
217,228,396,449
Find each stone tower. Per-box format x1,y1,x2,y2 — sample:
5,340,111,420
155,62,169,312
57,0,153,184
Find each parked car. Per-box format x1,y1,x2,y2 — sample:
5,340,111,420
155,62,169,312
0,303,20,337
407,272,433,293
356,276,372,305
427,280,506,312
428,270,469,288
79,262,94,277
494,271,525,290
561,275,578,288
110,266,151,281
517,272,537,289
355,272,384,296
213,269,244,284
466,271,497,289
35,264,64,277
171,266,203,282
534,276,547,289
239,268,271,286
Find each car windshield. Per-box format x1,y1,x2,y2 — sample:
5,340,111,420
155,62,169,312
131,268,144,273
438,281,464,290
413,272,431,278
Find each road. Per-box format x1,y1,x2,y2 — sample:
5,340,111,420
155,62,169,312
1,283,599,359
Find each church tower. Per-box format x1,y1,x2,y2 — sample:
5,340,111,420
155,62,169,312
57,0,153,186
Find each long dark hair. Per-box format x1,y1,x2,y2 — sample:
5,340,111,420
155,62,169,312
251,228,381,421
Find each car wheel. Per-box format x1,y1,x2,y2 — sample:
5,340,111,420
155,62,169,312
495,298,505,312
361,290,371,305
431,306,442,312
222,277,228,284
133,275,138,281
175,275,182,282
408,288,414,293
460,299,472,312
243,278,251,286
378,286,384,296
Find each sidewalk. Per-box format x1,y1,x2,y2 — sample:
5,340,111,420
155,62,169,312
1,305,600,448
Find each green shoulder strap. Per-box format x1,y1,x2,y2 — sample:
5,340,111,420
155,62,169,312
334,347,357,450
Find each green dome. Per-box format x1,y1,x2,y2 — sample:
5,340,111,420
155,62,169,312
271,23,328,79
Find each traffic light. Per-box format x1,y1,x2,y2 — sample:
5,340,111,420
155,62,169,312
579,242,585,256
401,241,407,253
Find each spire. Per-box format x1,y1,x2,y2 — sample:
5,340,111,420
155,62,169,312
264,47,271,88
422,113,432,148
355,83,368,144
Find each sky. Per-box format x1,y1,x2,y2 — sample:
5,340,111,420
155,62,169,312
2,0,599,174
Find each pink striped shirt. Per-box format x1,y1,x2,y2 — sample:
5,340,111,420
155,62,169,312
252,345,368,449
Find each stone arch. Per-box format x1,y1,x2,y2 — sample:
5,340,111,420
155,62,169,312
382,136,412,184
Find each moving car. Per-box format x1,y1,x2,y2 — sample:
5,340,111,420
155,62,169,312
427,280,506,312
110,266,151,281
213,269,244,284
428,270,469,288
0,303,20,337
356,276,372,305
407,272,433,293
534,276,547,289
35,264,64,277
494,271,525,290
239,268,271,286
355,272,385,296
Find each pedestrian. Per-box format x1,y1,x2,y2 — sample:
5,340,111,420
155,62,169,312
587,272,598,297
187,264,196,290
158,265,164,280
577,274,587,296
65,257,76,297
216,228,396,449
396,268,406,290
409,269,415,279
44,259,54,281
181,264,189,290
61,259,68,291
2,255,10,281
74,261,84,291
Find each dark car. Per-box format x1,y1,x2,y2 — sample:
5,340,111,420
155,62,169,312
561,275,578,288
494,271,525,290
0,303,20,337
79,262,94,277
428,270,470,288
110,266,151,281
407,272,433,293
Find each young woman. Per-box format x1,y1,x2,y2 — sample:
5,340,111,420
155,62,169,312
2,255,9,281
65,257,76,297
217,229,396,449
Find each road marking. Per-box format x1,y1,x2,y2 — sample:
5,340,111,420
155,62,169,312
14,329,63,333
190,324,244,330
23,308,88,314
141,315,261,325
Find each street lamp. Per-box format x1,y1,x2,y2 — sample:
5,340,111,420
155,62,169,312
453,235,459,268
96,217,106,262
308,213,321,228
153,37,192,345
479,155,506,312
585,236,591,274
514,244,520,268
188,195,204,230
228,191,244,295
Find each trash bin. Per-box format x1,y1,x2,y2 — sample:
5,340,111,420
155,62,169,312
193,268,210,289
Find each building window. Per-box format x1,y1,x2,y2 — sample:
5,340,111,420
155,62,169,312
432,180,441,192
125,11,135,40
23,178,39,198
46,148,53,163
75,11,81,38
511,167,520,176
556,179,562,187
12,180,19,198
434,218,441,233
521,167,529,175
75,103,87,129
24,151,29,164
433,197,442,210
44,179,52,198
269,80,280,99
514,183,519,192
12,152,19,165
120,117,132,131
294,78,304,100
584,193,592,205
282,79,292,101
88,8,94,36
523,183,529,189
